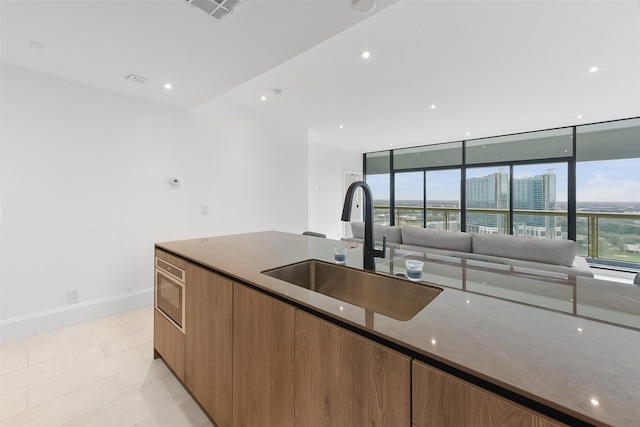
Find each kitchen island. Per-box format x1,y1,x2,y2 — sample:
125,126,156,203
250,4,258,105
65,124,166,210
155,231,640,427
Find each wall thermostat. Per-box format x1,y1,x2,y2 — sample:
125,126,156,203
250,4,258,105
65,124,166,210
170,178,181,187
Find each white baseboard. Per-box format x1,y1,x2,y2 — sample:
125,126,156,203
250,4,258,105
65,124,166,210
0,288,153,344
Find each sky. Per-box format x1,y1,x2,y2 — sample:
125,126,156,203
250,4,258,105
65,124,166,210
367,158,640,203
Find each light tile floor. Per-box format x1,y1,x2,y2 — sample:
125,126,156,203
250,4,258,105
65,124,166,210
0,306,213,427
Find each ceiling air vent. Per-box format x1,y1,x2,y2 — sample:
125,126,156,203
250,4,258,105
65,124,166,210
127,74,150,84
187,0,245,22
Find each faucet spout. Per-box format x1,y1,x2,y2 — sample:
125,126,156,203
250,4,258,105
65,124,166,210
341,181,386,271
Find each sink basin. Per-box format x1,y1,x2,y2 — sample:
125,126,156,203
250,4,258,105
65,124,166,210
262,259,442,321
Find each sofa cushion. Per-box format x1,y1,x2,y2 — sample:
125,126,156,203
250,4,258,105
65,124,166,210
350,222,402,244
472,234,577,267
401,227,472,253
376,225,402,243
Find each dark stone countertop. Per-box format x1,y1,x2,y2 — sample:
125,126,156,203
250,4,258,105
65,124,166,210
157,230,640,427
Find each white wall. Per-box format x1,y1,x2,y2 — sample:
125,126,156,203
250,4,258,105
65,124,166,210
307,141,362,240
0,65,308,342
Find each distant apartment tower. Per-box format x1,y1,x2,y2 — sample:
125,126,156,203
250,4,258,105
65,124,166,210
466,171,509,233
513,171,558,237
466,170,558,237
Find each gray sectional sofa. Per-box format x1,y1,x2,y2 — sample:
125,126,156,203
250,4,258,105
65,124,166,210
341,222,593,278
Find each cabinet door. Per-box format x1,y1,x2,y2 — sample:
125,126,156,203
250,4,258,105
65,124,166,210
184,264,233,427
412,360,565,427
233,284,295,427
295,310,411,426
153,309,185,380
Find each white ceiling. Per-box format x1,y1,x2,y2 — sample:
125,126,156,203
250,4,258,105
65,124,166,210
2,0,640,154
0,0,396,109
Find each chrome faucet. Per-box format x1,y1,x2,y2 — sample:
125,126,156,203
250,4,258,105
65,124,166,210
341,181,386,271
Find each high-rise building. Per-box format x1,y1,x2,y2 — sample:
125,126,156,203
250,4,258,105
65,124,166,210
513,171,557,237
466,171,509,233
466,170,558,236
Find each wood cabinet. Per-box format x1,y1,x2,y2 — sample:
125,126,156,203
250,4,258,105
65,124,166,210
412,360,565,427
153,249,186,380
294,310,411,426
153,309,185,380
154,248,568,427
184,263,233,427
233,284,295,427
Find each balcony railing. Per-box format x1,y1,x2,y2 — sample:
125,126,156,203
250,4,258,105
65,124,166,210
372,205,640,268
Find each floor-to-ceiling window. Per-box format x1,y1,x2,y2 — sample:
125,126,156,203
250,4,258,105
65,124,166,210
464,127,572,237
365,116,640,269
576,118,640,267
391,143,462,228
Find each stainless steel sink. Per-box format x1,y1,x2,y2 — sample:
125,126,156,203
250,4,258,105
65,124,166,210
262,259,442,321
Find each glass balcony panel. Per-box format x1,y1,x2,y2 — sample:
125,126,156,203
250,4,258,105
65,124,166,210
575,216,589,257
396,207,424,228
373,206,391,226
513,214,567,239
597,217,640,264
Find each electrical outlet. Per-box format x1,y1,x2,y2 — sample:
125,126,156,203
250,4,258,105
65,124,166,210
202,205,209,215
68,289,79,304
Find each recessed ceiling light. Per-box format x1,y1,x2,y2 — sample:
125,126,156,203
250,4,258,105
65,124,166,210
164,83,172,90
361,51,371,59
590,398,599,406
589,66,600,73
465,132,471,136
430,104,436,109
339,125,344,129
389,143,393,146
260,96,267,101
577,115,583,119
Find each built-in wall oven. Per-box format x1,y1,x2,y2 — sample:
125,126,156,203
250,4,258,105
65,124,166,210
155,256,185,333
